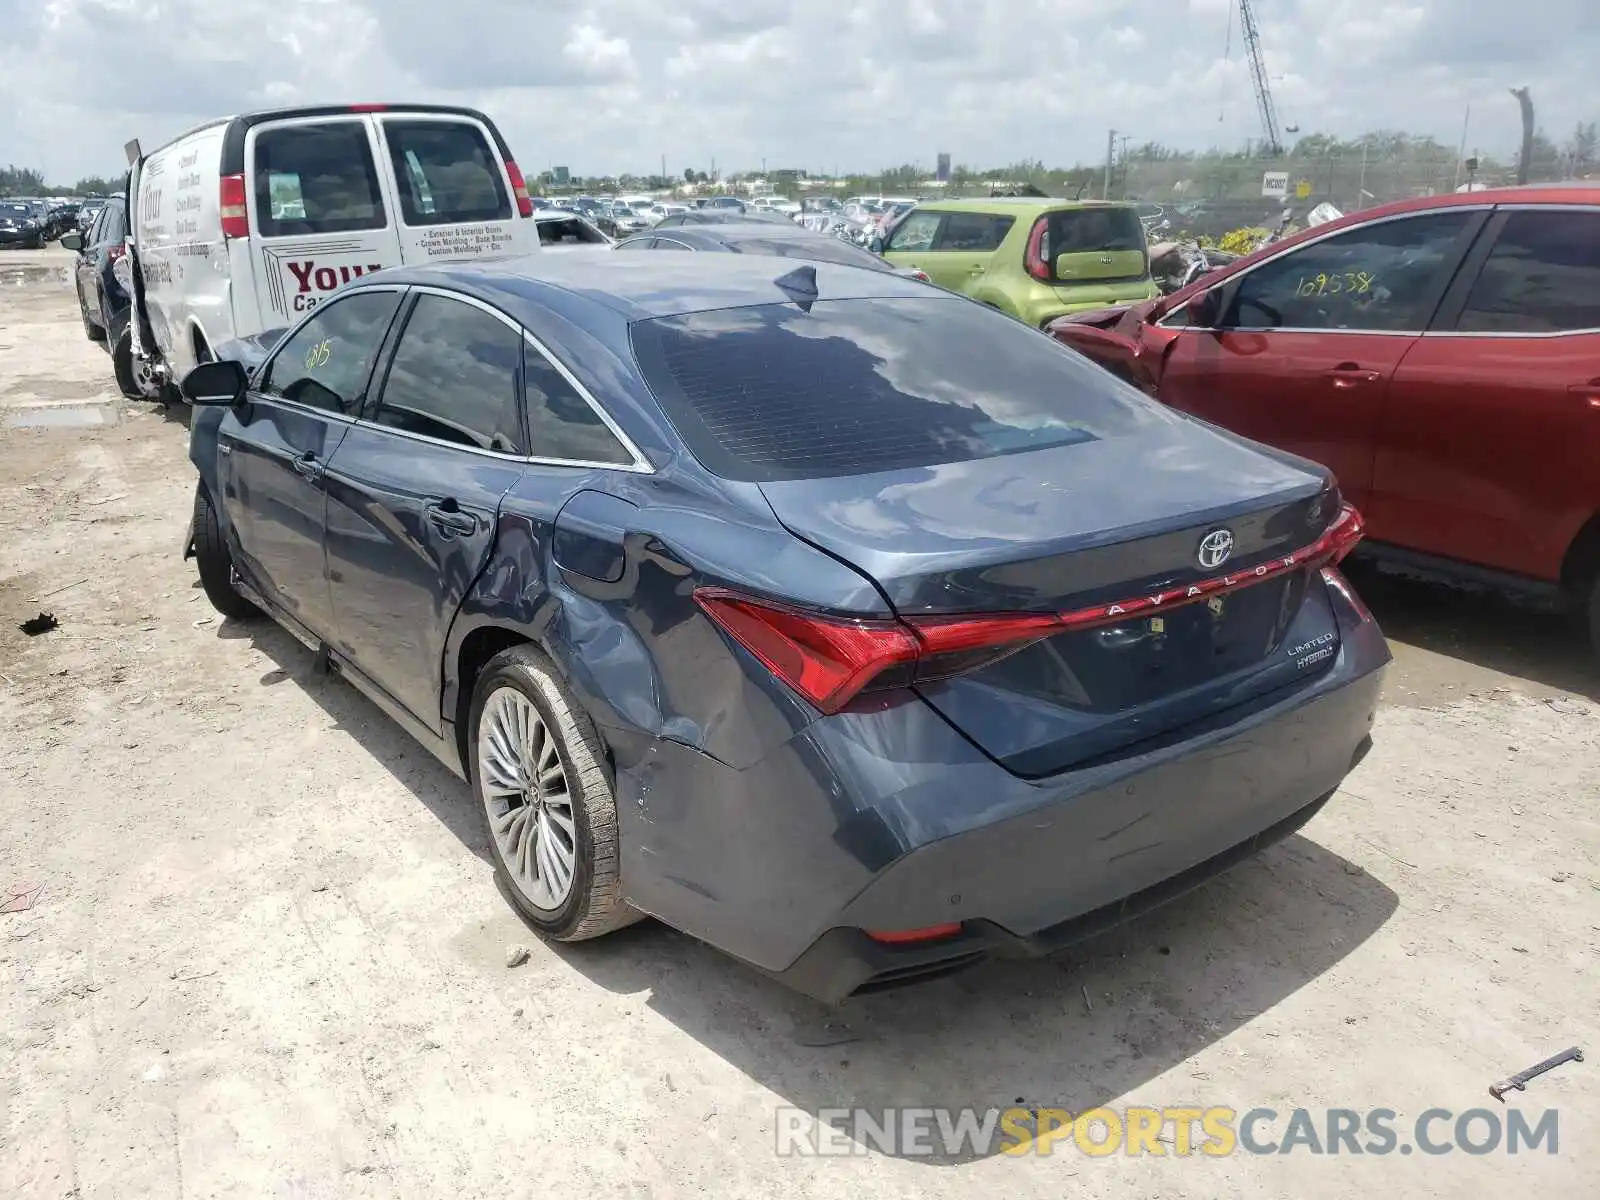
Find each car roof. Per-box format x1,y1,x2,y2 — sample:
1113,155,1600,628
380,253,937,324
910,197,1136,215
673,222,820,242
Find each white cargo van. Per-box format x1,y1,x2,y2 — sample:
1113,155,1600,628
122,103,540,397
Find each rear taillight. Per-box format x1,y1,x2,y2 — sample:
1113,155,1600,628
696,504,1367,714
505,160,533,217
1024,216,1051,282
219,173,248,239
867,923,963,945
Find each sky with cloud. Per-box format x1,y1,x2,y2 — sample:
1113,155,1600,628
0,0,1591,184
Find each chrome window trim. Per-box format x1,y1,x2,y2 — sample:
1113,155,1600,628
352,283,655,474
1172,325,1423,337
651,237,696,251
1423,327,1600,340
1156,205,1495,331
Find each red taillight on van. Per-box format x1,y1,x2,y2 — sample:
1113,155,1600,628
1023,216,1051,282
219,173,249,239
505,160,534,218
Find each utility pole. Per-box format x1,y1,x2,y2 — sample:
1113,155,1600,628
1452,105,1471,189
1510,87,1534,184
1103,128,1116,200
1118,135,1132,197
661,153,666,184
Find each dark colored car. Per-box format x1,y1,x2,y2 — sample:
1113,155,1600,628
178,255,1387,1002
653,209,795,229
613,220,928,279
1047,184,1600,653
705,195,747,213
0,201,46,248
62,196,132,354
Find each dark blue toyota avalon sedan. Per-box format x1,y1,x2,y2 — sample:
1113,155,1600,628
179,254,1389,1002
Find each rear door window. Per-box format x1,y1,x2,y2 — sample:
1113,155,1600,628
931,212,1014,252
253,121,386,237
524,347,635,464
381,120,511,226
1455,210,1600,333
371,294,524,452
631,297,1156,481
257,290,402,414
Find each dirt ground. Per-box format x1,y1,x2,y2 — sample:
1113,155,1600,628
2,245,1596,1199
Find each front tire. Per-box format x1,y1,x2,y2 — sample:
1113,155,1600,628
470,645,640,941
191,485,261,620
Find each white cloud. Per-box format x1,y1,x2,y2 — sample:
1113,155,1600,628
0,0,1592,184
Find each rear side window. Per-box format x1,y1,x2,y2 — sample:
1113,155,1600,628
932,212,1014,252
372,294,524,452
253,121,386,236
99,201,127,244
524,348,634,465
258,290,401,413
1457,210,1600,333
382,120,510,226
631,297,1159,481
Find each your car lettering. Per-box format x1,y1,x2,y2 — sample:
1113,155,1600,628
286,260,386,312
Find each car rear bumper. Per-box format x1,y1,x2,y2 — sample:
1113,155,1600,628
610,576,1389,1002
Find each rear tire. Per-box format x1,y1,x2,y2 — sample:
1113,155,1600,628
112,328,142,399
192,485,261,621
76,282,105,342
469,645,641,942
1587,578,1600,661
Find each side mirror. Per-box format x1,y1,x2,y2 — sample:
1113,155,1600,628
182,359,249,407
59,232,83,252
1185,289,1223,329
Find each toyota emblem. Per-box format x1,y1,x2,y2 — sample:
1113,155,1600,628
1197,529,1235,569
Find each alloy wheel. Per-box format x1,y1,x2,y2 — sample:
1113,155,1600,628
477,686,577,911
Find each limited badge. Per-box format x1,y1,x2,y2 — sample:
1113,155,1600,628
1208,596,1226,616
1149,616,1165,634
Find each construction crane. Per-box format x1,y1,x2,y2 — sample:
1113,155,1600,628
1238,0,1284,156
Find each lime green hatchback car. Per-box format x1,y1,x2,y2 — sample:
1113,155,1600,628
880,198,1159,326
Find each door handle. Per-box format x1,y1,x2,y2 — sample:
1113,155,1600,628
1326,362,1382,388
290,450,323,481
1569,380,1600,409
425,501,477,536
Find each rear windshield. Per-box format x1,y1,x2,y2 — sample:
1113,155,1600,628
727,237,892,271
537,216,608,245
254,121,386,236
631,297,1157,481
382,119,511,226
1046,207,1145,254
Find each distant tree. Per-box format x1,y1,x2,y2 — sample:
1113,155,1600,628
71,174,122,196
1566,121,1598,174
682,167,701,184
0,164,47,194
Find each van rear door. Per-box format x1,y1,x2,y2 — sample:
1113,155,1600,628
373,112,539,266
244,116,404,328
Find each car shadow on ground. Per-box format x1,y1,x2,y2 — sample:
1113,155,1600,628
1343,560,1600,701
218,617,491,862
548,832,1397,1164
217,600,1399,1165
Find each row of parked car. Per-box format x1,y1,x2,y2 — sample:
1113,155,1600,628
62,98,1596,1005
0,196,105,248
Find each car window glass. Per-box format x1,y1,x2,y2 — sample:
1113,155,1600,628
1048,208,1145,253
932,212,1014,252
651,238,693,250
254,121,385,237
633,297,1162,482
86,206,107,244
1456,211,1600,333
524,346,633,464
886,211,941,252
102,202,127,244
381,119,511,226
1226,211,1473,332
372,294,524,453
257,291,400,413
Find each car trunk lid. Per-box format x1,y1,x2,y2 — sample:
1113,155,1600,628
757,426,1348,776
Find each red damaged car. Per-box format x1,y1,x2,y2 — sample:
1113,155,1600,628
1048,184,1600,653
